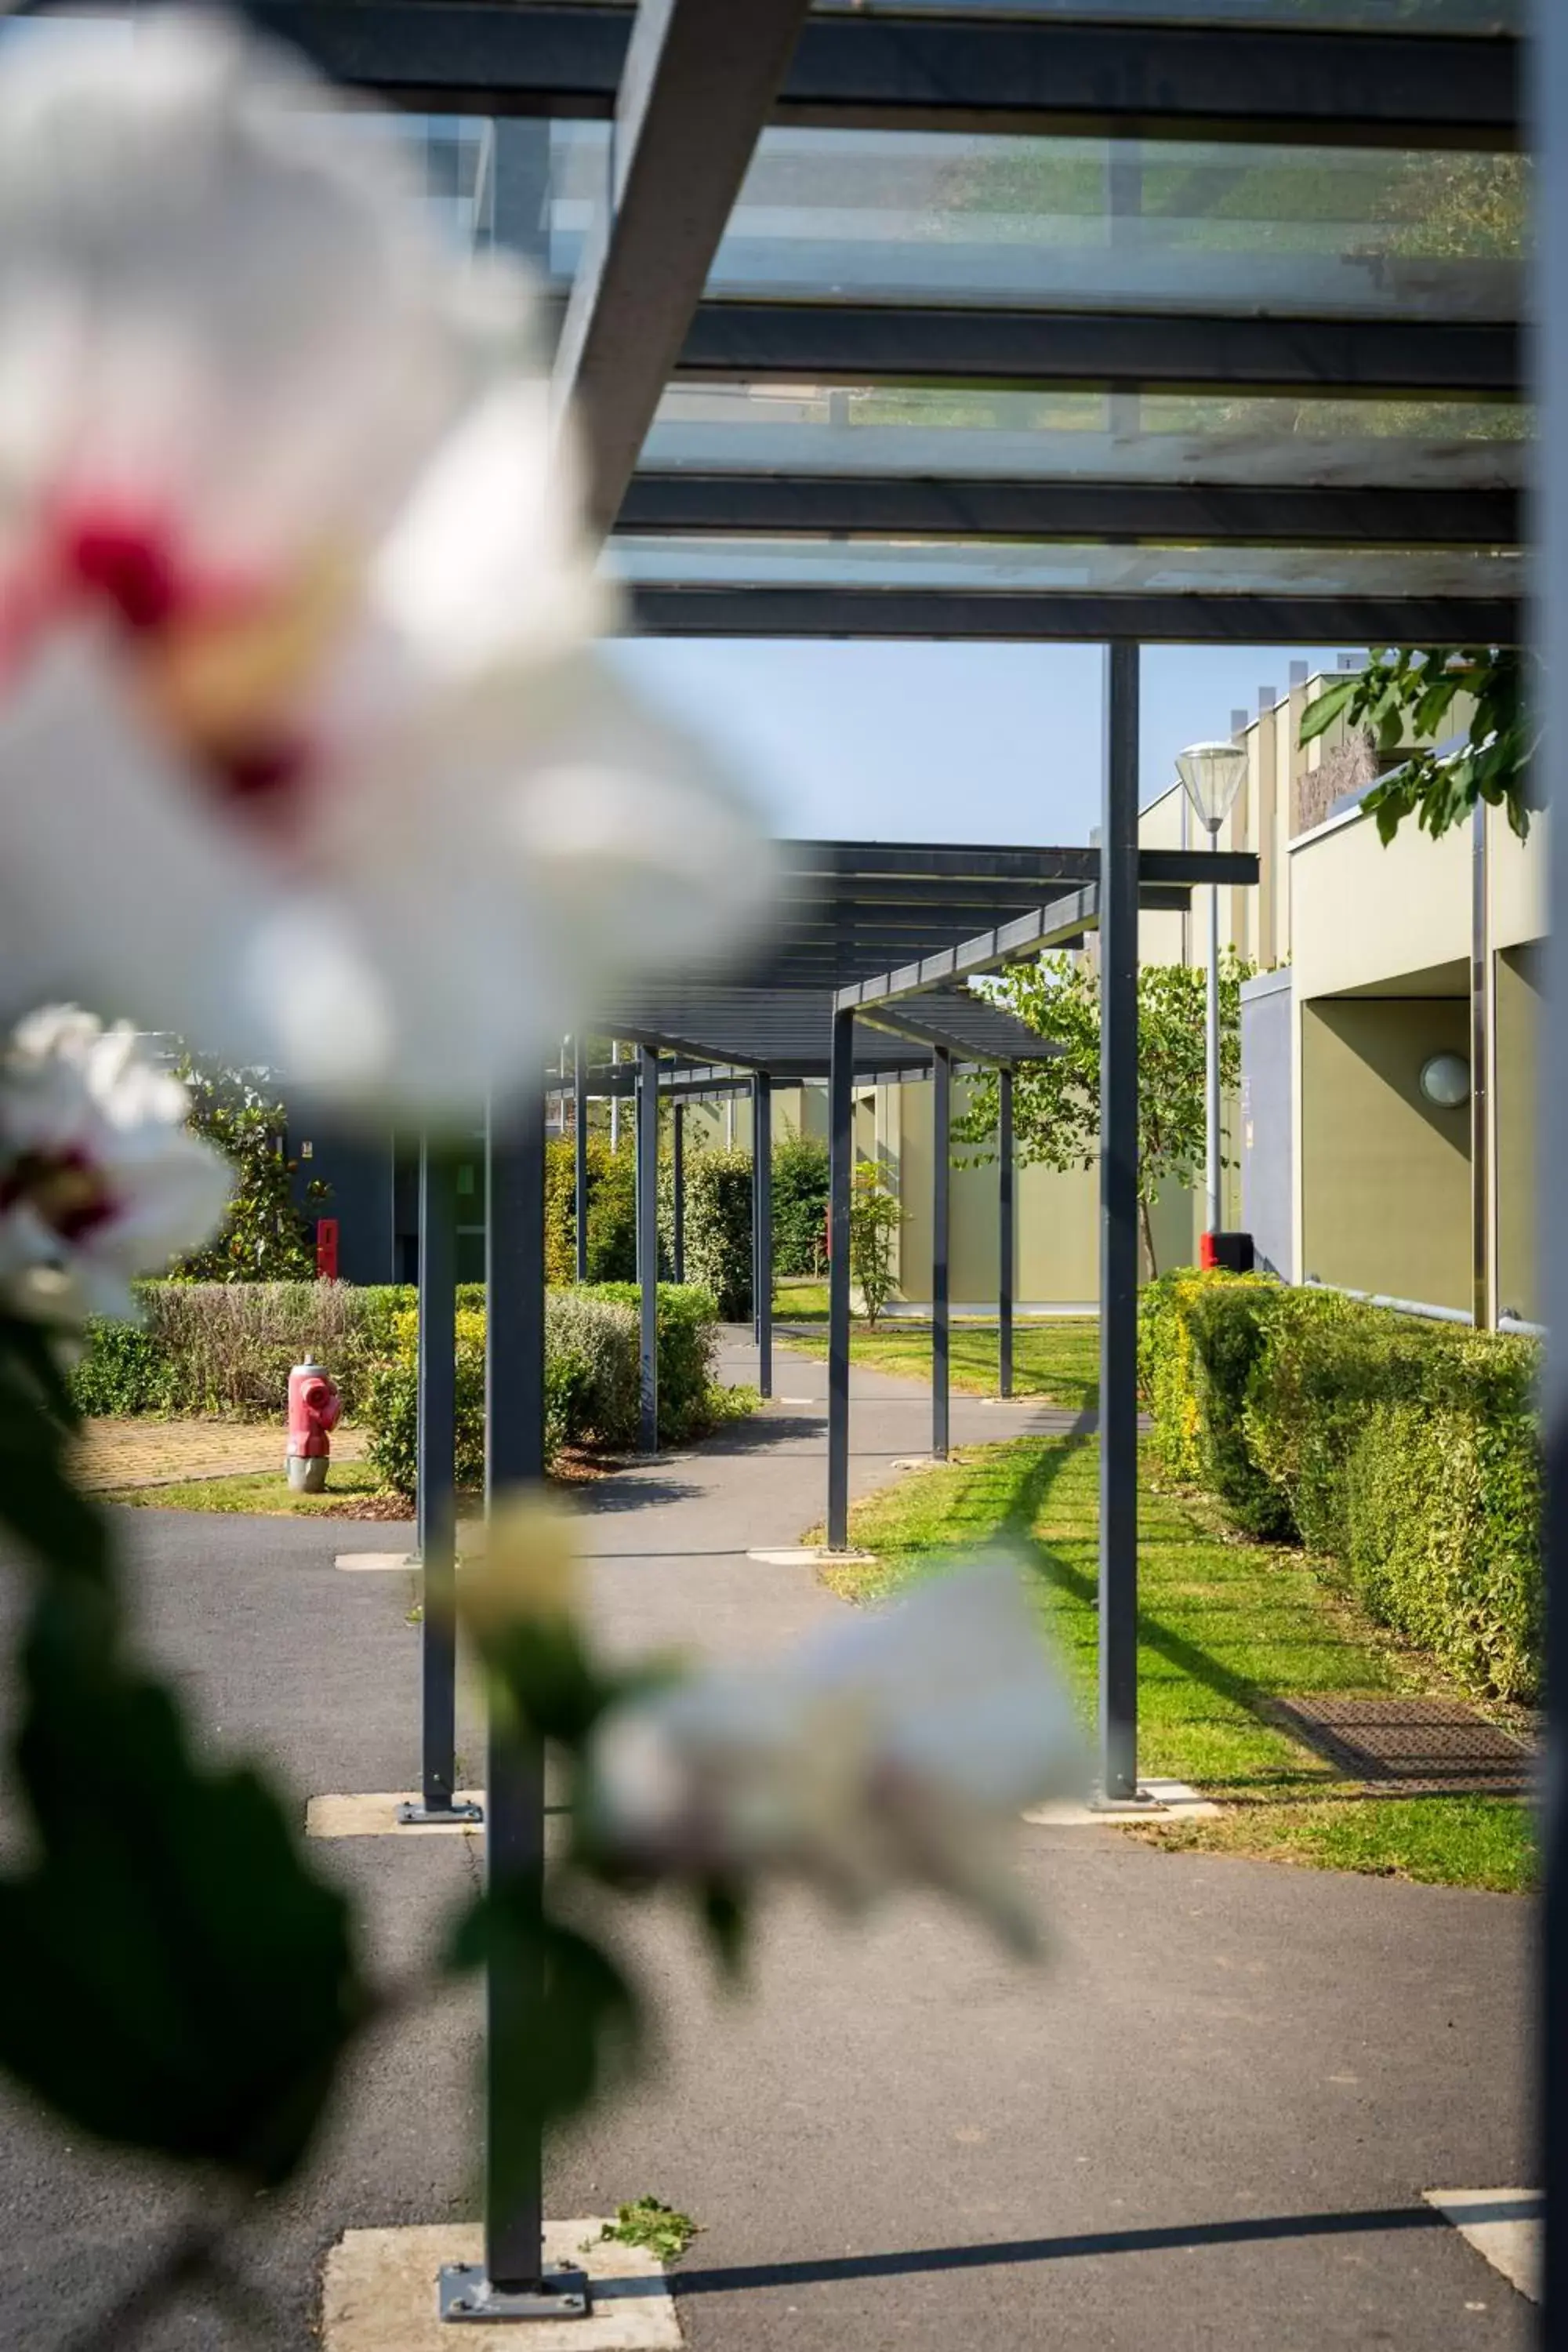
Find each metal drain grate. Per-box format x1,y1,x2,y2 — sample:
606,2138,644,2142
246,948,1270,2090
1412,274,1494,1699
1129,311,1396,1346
1265,1697,1535,1797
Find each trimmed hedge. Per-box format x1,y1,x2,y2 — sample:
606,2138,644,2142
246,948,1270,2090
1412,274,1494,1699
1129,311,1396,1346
771,1136,830,1277
360,1282,722,1499
666,1147,753,1321
1139,1270,1541,1703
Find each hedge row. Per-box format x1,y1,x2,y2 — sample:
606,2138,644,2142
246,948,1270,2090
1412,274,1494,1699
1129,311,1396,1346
70,1277,720,1448
361,1283,721,1495
1138,1271,1542,1703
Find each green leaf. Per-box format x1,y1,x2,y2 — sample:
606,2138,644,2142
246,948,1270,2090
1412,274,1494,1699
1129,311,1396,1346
1296,674,1361,742
0,1584,365,2183
447,1891,640,2200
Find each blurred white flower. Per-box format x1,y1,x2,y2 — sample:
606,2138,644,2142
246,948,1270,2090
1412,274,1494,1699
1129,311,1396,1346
0,12,772,1115
586,1564,1087,1950
0,1007,230,1324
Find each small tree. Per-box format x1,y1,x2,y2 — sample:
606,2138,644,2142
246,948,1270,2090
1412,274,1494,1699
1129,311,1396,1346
173,1052,326,1280
771,1134,831,1276
848,1161,902,1327
953,953,1247,1277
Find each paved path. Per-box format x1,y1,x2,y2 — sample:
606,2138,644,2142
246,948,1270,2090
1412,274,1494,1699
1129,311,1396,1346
0,1335,1532,2350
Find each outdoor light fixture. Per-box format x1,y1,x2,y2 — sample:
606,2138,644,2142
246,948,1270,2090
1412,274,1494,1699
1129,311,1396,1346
1420,1051,1472,1109
1176,739,1250,1236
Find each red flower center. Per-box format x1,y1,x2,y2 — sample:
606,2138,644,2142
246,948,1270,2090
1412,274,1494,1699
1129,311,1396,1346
0,1147,118,1244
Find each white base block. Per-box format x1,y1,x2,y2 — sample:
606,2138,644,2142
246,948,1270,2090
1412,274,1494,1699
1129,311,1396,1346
335,1552,415,1573
746,1546,875,1566
307,1792,485,1838
1025,1780,1222,1826
1425,2190,1541,2303
323,2223,680,2350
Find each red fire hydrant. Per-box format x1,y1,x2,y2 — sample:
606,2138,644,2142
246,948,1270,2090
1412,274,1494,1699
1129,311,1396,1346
286,1359,342,1493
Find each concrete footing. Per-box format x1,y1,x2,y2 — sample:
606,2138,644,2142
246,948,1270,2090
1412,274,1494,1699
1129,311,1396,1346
322,2223,681,2349
307,1792,485,1838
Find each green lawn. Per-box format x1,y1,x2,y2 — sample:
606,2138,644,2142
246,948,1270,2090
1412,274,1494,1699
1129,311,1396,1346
107,1461,403,1515
775,1287,1098,1412
828,1433,1534,1894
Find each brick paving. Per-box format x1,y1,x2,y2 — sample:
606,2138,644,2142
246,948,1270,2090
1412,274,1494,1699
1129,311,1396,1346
74,1417,369,1491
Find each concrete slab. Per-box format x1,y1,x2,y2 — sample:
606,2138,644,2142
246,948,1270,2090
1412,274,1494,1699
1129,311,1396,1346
307,1791,485,1838
745,1547,874,1566
1425,2189,1541,2302
336,1551,415,1573
322,2222,680,2350
1025,1780,1222,1826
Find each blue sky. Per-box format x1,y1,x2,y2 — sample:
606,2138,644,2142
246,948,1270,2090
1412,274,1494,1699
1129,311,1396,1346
611,639,1359,846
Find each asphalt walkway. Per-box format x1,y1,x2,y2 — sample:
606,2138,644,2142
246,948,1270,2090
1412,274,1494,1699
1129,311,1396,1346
0,1334,1533,2350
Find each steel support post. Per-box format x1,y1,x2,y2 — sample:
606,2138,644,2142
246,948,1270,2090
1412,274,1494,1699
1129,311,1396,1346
827,1007,855,1550
637,1046,659,1453
1205,822,1223,1234
998,1066,1015,1400
1536,5,1565,2332
755,1073,774,1399
1472,800,1495,1331
932,1047,952,1460
446,1087,586,2321
573,1033,590,1285
1099,642,1142,1805
398,1142,482,1829
672,1100,686,1285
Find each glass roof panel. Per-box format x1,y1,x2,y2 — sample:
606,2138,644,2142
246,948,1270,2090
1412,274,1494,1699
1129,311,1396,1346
641,383,1526,489
634,129,1524,321
607,536,1519,596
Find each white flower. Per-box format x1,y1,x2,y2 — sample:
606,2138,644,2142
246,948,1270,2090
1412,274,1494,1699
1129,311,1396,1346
0,1007,230,1324
0,13,773,1116
586,1564,1088,1950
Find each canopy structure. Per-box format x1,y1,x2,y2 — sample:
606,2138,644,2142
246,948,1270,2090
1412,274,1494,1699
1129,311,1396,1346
230,2,1537,2320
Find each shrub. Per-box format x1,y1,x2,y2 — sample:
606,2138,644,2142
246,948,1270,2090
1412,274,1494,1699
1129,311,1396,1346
1138,1271,1542,1702
771,1135,830,1276
848,1163,901,1327
575,1282,720,1444
70,1316,176,1416
364,1308,490,1497
671,1149,753,1321
586,1143,638,1283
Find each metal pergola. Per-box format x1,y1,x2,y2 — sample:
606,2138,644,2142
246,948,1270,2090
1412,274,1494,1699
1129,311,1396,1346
240,1,1541,2327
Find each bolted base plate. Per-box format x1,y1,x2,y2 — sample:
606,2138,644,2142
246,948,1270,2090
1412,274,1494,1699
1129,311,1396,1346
440,2264,590,2324
397,1798,485,1827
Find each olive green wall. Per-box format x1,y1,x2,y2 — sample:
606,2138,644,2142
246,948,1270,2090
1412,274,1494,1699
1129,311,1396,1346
1301,996,1471,1310
1496,946,1541,1323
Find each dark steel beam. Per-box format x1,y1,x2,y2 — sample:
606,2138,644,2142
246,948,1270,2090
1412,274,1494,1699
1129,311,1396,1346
677,304,1519,401
637,1044,659,1452
755,1073,774,1399
998,1068,1014,1403
572,1033,589,1283
552,0,812,535
672,1098,686,1286
932,1046,951,1464
1099,644,1141,1806
826,1007,855,1552
481,1087,555,2302
251,7,1519,149
408,1140,479,1826
630,586,1523,648
619,475,1520,552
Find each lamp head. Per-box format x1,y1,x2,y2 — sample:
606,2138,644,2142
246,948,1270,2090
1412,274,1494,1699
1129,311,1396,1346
1176,739,1249,833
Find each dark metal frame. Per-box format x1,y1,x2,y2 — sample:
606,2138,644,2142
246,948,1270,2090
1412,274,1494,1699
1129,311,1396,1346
637,1044,660,1452
1098,645,1142,1808
753,1072,774,1399
931,1046,951,1463
998,1068,1014,1404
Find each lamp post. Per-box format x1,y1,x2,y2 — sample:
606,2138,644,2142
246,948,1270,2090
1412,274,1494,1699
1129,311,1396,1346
1175,740,1249,1238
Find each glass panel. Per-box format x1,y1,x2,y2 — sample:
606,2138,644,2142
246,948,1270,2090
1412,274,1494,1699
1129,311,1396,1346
643,383,1526,488
607,535,1519,595
686,129,1523,320
812,2,1518,26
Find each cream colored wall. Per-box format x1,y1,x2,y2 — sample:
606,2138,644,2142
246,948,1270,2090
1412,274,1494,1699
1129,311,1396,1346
890,1073,1099,1308
1290,806,1470,1002
1301,996,1472,1310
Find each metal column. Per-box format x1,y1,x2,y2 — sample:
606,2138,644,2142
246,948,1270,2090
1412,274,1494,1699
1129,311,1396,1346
754,1073,774,1399
1535,4,1565,2330
998,1066,1015,1400
1099,641,1142,1805
398,1142,481,1828
932,1047,952,1460
573,1033,589,1285
826,1007,855,1550
672,1100,686,1286
1472,799,1495,1331
448,1087,584,2319
637,1046,659,1454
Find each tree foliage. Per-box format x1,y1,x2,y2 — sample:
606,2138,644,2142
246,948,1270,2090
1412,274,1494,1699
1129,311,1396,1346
848,1162,902,1327
1298,648,1534,846
172,1054,326,1281
953,955,1247,1276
